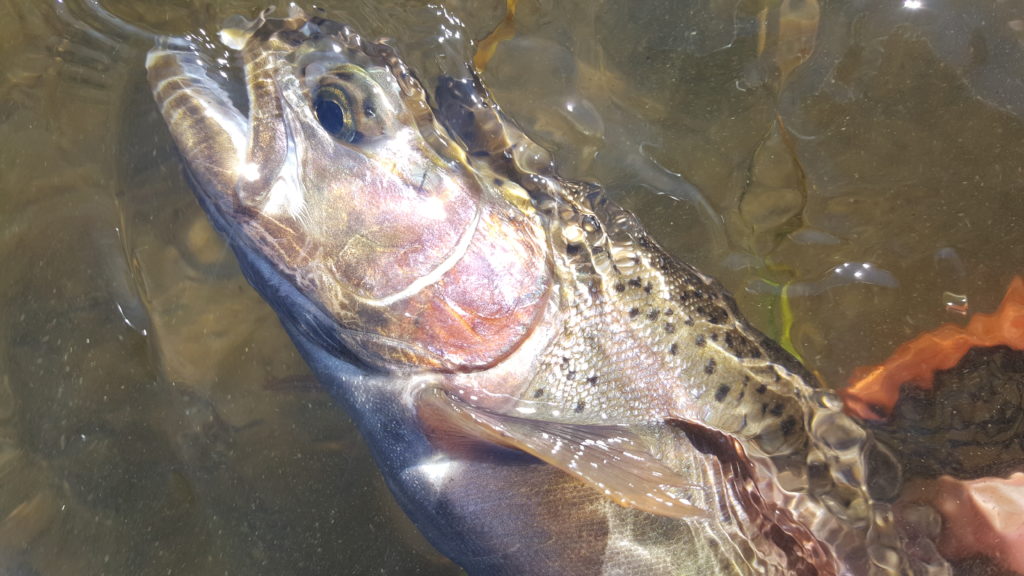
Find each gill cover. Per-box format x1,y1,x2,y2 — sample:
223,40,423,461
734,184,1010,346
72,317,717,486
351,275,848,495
148,7,553,371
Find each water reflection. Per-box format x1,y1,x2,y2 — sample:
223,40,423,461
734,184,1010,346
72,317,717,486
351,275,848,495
0,0,1021,574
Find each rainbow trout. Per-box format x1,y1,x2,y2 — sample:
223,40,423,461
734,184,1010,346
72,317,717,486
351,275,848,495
146,7,948,575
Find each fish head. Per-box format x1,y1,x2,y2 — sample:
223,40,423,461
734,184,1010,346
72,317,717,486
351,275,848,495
148,7,551,371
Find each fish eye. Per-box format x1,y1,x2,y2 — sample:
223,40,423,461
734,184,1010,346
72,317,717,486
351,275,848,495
312,65,397,144
314,86,361,143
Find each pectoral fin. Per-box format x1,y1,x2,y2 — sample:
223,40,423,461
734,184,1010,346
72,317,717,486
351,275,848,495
417,388,706,519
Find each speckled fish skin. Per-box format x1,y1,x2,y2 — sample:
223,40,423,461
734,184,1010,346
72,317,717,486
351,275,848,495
146,8,949,576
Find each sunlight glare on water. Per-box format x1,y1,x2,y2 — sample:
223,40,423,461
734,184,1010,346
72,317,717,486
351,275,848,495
0,0,1022,574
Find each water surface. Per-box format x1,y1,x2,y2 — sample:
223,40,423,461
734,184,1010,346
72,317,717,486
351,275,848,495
1,0,1022,574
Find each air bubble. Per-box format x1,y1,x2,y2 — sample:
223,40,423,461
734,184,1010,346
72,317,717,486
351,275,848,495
942,291,968,316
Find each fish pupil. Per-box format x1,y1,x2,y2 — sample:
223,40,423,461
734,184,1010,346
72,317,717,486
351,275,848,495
314,96,347,138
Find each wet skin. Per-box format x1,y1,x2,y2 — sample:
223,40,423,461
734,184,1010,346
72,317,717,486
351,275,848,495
146,8,950,575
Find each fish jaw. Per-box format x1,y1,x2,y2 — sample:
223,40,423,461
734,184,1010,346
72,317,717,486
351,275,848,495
146,9,553,372
147,36,249,215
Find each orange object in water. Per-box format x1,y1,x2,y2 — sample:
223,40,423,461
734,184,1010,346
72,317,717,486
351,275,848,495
842,276,1024,420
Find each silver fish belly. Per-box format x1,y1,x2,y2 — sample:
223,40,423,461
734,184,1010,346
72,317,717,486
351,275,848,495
146,7,948,575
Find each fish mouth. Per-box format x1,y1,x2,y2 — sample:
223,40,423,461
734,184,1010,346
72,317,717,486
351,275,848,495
194,6,435,213
148,6,397,219
149,4,554,372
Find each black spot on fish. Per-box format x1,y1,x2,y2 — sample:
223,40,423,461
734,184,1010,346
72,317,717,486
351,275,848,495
724,329,763,359
705,359,717,375
575,400,586,413
628,278,642,289
755,384,768,395
664,322,676,334
761,403,768,416
757,334,819,386
714,383,730,402
664,308,674,316
700,304,729,325
723,330,738,351
669,343,678,355
493,177,504,186
628,307,640,318
613,282,625,293
643,282,653,294
695,334,706,347
781,416,797,437
684,316,695,326
647,309,660,321
533,388,545,398
567,370,577,380
710,333,719,342
586,375,599,386
565,243,580,255
769,402,785,417
681,288,706,302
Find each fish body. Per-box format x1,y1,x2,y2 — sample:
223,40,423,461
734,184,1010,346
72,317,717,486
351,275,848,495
146,8,947,575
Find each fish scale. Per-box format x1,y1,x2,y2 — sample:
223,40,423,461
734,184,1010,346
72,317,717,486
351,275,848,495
146,8,951,575
465,119,907,572
519,175,815,453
